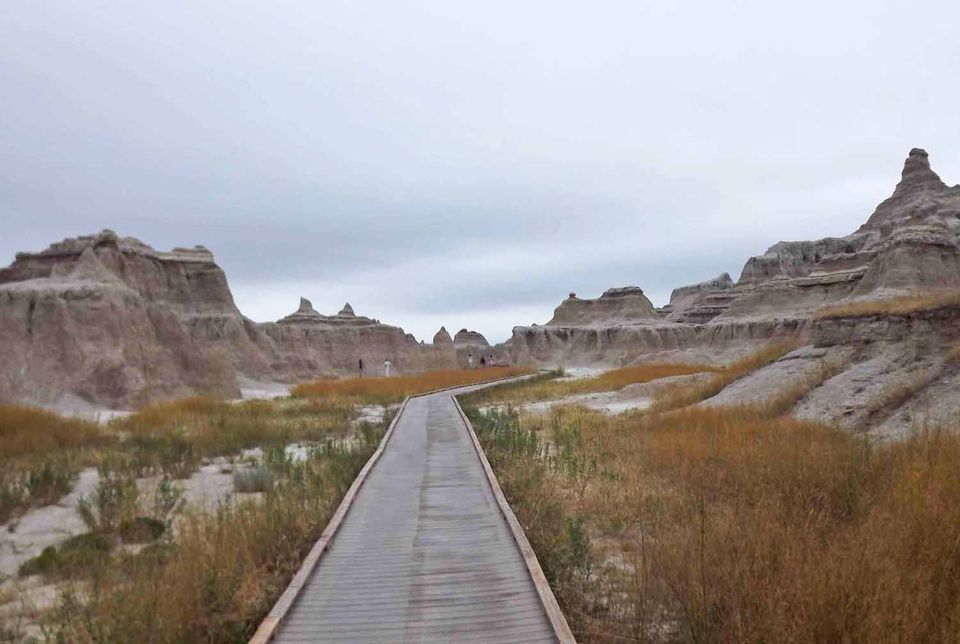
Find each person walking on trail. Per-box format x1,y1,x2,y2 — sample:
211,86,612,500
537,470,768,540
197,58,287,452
467,353,474,369
480,356,486,368
358,358,364,377
383,358,392,378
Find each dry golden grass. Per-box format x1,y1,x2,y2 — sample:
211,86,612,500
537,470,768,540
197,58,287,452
651,339,800,411
0,405,109,459
468,363,721,406
291,367,530,404
465,400,960,643
814,290,960,319
113,396,356,457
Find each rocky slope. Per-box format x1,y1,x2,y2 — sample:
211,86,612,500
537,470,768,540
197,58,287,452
0,231,456,408
510,148,960,436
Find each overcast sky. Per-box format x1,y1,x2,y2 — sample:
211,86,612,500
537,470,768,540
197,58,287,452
2,1,959,342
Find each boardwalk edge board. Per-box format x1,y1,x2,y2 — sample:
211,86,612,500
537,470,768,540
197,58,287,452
248,395,411,644
453,395,578,644
248,373,536,644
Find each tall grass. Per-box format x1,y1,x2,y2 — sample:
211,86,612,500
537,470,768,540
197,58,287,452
464,399,960,643
651,339,800,412
468,364,720,405
0,406,109,523
111,396,356,463
291,367,530,404
0,405,108,459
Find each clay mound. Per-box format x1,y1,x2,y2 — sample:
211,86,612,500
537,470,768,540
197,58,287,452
454,328,490,347
547,286,658,326
433,326,454,345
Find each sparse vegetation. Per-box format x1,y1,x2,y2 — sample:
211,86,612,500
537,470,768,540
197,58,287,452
0,405,110,522
1,374,422,640
814,290,960,319
461,343,960,643
467,364,721,405
44,425,389,642
651,339,800,411
233,466,272,493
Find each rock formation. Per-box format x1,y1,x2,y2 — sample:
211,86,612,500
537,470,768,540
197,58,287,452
0,231,456,408
660,273,735,323
510,148,960,436
454,328,490,347
548,287,658,325
7,148,960,435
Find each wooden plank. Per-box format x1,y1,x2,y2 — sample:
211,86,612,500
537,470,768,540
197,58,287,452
453,395,578,644
248,396,411,644
249,373,538,643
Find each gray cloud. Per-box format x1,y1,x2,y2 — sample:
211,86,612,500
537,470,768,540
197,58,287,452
2,0,960,343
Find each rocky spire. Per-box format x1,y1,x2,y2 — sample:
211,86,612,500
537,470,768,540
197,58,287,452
859,148,956,232
338,302,355,317
895,148,945,193
432,326,453,344
298,297,316,314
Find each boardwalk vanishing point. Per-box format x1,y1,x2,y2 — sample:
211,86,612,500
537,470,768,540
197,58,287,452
251,378,575,644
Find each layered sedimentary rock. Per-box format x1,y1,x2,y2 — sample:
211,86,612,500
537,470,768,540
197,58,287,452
0,231,245,407
259,299,457,377
661,273,735,323
512,149,960,368
548,287,658,326
0,231,455,408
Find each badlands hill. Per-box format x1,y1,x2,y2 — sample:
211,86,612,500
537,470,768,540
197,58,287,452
0,231,457,409
512,148,960,438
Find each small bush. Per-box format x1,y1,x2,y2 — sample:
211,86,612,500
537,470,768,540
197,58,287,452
118,516,166,544
77,469,139,535
19,532,113,579
0,454,80,524
233,467,272,493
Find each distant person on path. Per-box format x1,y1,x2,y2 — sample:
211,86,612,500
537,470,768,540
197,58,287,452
480,356,486,367
358,358,364,377
467,353,474,369
383,358,392,377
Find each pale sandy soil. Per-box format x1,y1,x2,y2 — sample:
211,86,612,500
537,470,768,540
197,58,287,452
238,376,291,400
0,441,323,632
492,372,713,417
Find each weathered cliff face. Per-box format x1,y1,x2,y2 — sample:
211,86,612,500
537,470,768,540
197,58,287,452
0,231,242,408
257,298,457,377
511,149,960,369
661,273,735,323
725,148,960,318
0,232,456,408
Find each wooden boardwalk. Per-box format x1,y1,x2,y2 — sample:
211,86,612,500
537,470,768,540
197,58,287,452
257,380,573,643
